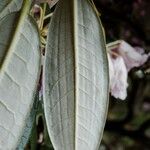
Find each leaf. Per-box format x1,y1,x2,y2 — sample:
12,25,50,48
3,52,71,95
0,1,41,149
16,93,39,149
0,0,23,19
43,0,109,150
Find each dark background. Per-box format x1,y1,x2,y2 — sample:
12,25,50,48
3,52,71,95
94,0,150,149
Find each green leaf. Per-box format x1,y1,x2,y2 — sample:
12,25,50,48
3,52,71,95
0,0,23,19
43,0,109,150
0,0,41,149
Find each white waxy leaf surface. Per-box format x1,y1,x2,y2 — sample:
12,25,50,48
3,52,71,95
0,10,40,149
0,0,23,19
43,0,109,150
16,93,39,149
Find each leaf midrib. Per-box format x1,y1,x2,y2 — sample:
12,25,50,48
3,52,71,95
72,0,78,149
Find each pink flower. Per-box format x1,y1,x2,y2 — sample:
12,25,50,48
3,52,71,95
108,54,128,100
107,40,149,100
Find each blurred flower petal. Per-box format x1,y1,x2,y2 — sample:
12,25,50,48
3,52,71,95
108,55,128,100
107,40,149,100
134,46,145,54
35,0,59,8
32,4,40,13
49,0,59,8
110,40,149,71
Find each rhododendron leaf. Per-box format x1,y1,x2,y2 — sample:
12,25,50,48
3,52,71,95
0,1,40,149
43,0,109,149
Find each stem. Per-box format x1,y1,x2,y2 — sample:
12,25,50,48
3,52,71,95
39,3,47,30
44,13,53,20
106,40,122,50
